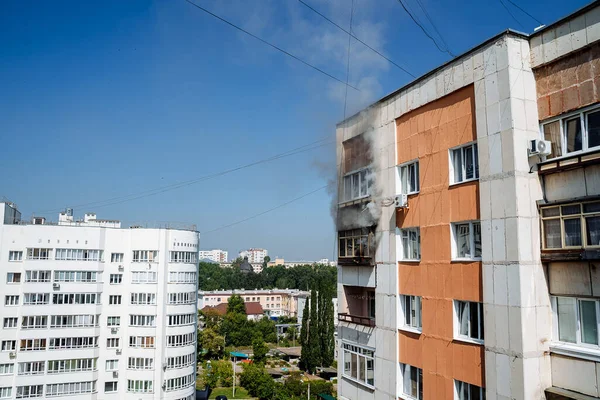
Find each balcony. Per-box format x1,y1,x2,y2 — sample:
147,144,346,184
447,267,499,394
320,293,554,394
338,313,375,327
338,228,375,267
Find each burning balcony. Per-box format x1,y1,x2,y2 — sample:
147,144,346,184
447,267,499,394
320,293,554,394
338,228,375,266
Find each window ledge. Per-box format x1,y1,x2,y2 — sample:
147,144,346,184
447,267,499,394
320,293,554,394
398,259,421,263
453,336,484,346
340,374,375,391
449,178,479,188
451,257,482,263
396,191,420,197
398,394,419,400
399,326,422,335
550,343,600,362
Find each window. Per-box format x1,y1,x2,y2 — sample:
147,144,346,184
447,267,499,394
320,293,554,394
400,295,422,332
9,251,23,261
1,341,16,351
23,293,49,305
0,388,11,399
25,270,51,282
50,314,98,328
400,363,423,400
338,228,373,259
107,316,121,326
129,336,155,348
397,160,420,195
455,301,484,343
167,332,196,347
105,382,118,393
166,352,195,369
398,228,421,261
5,295,19,306
47,359,96,374
21,316,47,329
455,380,485,400
18,362,44,376
109,295,122,305
46,381,96,396
129,315,156,327
7,272,21,283
168,292,196,305
105,360,119,371
109,274,122,284
131,293,156,305
553,296,600,347
55,249,102,261
106,338,120,349
452,221,482,260
0,364,13,375
169,251,198,263
52,293,100,305
49,336,98,350
127,380,153,393
111,253,123,263
19,339,46,351
541,107,600,158
128,357,154,370
450,143,479,184
132,250,158,262
165,372,196,392
132,271,157,283
16,385,43,398
167,271,196,283
167,313,195,326
541,201,600,249
3,318,17,328
341,342,374,388
53,270,97,282
27,248,51,260
343,168,372,202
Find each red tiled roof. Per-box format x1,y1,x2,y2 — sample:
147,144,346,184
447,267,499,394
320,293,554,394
201,301,264,316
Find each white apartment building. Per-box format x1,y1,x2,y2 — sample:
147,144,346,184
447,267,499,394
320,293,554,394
198,249,228,263
0,202,198,400
238,248,268,264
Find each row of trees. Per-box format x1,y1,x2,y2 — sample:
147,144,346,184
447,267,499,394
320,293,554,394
299,281,336,373
240,365,334,400
198,261,336,294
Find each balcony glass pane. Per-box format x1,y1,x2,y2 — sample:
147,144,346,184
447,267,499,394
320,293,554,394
358,355,365,382
543,219,562,248
543,120,562,158
366,358,374,385
473,222,482,257
562,204,581,215
350,353,357,379
465,145,474,180
565,117,582,153
542,207,560,217
344,176,352,202
564,218,582,246
455,224,470,257
587,110,600,149
579,300,598,345
452,148,463,183
586,216,600,246
584,202,600,213
352,174,359,199
557,297,577,343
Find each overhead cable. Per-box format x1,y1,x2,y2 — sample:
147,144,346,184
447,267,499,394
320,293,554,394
504,0,543,26
498,0,526,30
413,0,453,55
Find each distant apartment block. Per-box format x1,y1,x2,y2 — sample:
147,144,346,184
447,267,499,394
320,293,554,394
336,3,600,400
0,202,198,400
267,258,337,268
238,248,268,263
199,249,228,263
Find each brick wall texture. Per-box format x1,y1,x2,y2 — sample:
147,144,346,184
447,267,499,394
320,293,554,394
535,42,600,120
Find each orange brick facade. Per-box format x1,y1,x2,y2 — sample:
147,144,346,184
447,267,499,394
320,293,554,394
396,85,484,399
535,41,600,120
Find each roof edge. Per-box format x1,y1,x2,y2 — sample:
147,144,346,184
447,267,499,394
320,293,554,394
531,0,600,37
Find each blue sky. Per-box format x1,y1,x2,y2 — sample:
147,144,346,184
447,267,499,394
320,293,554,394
0,0,589,260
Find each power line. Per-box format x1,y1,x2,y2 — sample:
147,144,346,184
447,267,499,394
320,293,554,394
183,0,360,91
503,0,543,26
413,0,452,54
35,138,334,214
201,185,327,234
498,0,525,30
297,0,415,78
395,0,456,57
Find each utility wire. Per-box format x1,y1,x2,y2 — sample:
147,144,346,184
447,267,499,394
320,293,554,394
35,138,334,214
395,0,456,57
297,0,415,78
201,185,327,234
503,0,543,26
183,0,360,91
413,0,452,54
498,0,525,30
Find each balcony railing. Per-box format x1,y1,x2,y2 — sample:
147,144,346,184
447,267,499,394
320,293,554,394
338,313,375,327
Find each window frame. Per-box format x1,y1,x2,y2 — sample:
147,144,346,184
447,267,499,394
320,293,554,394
454,380,485,400
341,341,375,389
540,103,600,160
551,296,600,351
453,300,484,345
540,201,600,250
399,295,422,334
397,227,421,262
449,142,479,185
399,363,423,400
338,228,374,259
396,159,420,195
341,167,372,203
451,221,482,261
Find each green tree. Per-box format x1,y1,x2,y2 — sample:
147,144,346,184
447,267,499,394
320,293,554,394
239,364,276,399
252,336,269,364
307,288,320,372
200,362,219,388
299,298,310,371
227,294,247,315
213,360,234,387
221,313,254,347
255,317,277,343
262,255,271,270
321,292,336,367
198,327,225,361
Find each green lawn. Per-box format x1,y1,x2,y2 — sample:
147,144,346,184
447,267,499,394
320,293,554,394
208,387,252,399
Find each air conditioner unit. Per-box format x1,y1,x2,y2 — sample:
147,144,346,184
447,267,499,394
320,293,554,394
118,265,124,271
529,139,552,156
395,194,408,208
115,349,122,355
112,371,119,378
52,283,60,290
8,352,15,359
111,327,119,334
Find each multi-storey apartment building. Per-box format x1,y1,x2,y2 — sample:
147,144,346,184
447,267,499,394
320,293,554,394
336,3,600,400
199,249,228,263
0,202,198,400
238,248,268,264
